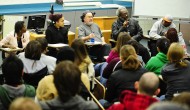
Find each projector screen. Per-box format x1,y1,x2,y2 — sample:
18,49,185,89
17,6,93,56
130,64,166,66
133,0,190,18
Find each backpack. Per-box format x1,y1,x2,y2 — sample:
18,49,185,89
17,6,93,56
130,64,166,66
0,84,35,109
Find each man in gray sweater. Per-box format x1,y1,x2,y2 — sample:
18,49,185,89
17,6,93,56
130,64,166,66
78,10,111,62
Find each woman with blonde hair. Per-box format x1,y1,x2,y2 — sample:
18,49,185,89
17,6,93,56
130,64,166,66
161,43,190,100
105,45,147,104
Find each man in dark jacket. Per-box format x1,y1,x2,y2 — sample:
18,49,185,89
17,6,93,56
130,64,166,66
112,7,143,42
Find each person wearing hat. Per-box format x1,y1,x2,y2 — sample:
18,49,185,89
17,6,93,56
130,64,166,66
78,10,111,62
148,15,176,56
112,7,143,42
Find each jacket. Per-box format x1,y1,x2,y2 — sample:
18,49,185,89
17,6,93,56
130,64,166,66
38,95,99,110
145,52,168,76
108,90,158,110
161,61,190,100
111,18,143,42
105,67,147,102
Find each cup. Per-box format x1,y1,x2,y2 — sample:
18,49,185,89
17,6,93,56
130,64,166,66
90,38,95,43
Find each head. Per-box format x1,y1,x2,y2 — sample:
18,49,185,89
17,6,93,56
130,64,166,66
49,14,64,28
114,32,131,53
15,21,26,34
126,39,139,54
53,61,81,102
56,46,75,64
162,15,173,27
116,6,129,22
25,40,41,60
120,45,140,70
9,97,41,110
2,55,24,86
156,38,170,54
71,39,88,65
135,72,160,96
167,43,187,67
35,38,48,53
172,92,190,109
81,10,95,25
147,102,189,110
166,28,179,43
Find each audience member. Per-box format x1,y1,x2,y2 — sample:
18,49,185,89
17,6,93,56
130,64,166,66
36,38,56,74
172,92,190,109
0,55,35,110
161,43,190,100
108,72,159,110
111,7,143,42
149,15,176,56
78,10,111,61
38,61,98,110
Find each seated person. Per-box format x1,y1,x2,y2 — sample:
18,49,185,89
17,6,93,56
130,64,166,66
105,45,147,105
166,28,188,56
0,21,30,57
36,38,56,74
108,72,159,110
38,61,98,110
149,15,176,56
0,55,35,110
145,38,170,76
161,43,190,100
36,46,90,101
45,14,68,57
111,7,143,42
78,10,111,61
18,41,48,87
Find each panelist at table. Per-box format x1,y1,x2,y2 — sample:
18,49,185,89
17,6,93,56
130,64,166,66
45,13,68,57
78,10,111,62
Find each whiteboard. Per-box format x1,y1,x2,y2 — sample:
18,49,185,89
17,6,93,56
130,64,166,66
133,0,190,18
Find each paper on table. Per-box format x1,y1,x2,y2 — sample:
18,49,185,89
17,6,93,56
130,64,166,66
48,43,69,48
85,41,102,46
0,47,23,52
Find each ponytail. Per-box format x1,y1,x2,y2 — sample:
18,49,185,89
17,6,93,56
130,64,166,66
122,55,140,70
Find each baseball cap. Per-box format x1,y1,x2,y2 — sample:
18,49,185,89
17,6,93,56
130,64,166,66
163,15,173,22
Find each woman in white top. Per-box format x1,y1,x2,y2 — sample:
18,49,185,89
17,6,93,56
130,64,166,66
0,21,30,49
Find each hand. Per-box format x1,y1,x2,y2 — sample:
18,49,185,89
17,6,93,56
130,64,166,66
89,33,95,39
8,45,16,49
123,21,129,27
102,42,106,45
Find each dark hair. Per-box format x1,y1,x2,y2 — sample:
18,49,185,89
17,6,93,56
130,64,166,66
35,38,48,52
71,39,88,65
56,46,75,64
53,61,81,102
126,39,139,54
2,55,24,86
156,38,170,54
113,32,131,54
120,45,140,70
49,14,63,23
25,41,41,60
166,28,179,43
80,10,96,22
15,21,24,34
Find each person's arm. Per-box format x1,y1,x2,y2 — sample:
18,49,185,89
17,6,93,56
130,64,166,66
45,28,53,44
111,21,125,40
132,20,143,42
64,29,69,44
78,26,94,42
105,74,116,102
0,33,16,49
149,22,162,39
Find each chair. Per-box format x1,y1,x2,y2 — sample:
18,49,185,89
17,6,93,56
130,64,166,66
102,30,111,44
109,39,117,48
89,91,105,110
75,27,79,39
23,66,48,88
68,31,75,46
93,78,106,100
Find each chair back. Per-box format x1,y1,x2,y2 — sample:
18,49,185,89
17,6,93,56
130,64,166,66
93,78,106,100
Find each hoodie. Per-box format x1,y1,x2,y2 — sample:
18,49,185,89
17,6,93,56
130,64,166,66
108,90,158,110
145,52,168,75
38,95,99,110
161,61,190,100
